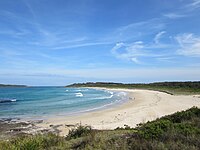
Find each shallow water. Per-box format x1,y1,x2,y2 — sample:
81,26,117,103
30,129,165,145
0,87,127,119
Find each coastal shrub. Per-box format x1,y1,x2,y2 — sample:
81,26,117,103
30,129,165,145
173,123,200,136
115,124,133,130
162,107,200,123
138,119,172,139
0,107,200,149
114,127,124,130
67,125,92,139
37,133,64,148
124,124,131,130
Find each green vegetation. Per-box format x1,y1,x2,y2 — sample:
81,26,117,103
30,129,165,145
67,125,92,139
66,81,200,95
0,107,200,150
0,84,27,87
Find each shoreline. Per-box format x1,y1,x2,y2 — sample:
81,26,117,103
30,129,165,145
0,87,128,121
35,88,200,136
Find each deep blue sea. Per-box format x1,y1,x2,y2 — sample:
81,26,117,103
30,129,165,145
0,87,127,119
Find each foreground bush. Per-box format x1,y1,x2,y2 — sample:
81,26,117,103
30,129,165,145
67,125,93,139
0,107,199,150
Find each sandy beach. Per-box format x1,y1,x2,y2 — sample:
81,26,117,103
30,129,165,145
36,88,200,136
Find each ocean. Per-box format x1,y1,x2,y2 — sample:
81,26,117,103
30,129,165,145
0,87,128,119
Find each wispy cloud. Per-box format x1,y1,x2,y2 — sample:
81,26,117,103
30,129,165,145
0,48,65,69
1,0,200,85
53,41,111,49
118,19,165,32
130,57,141,64
163,13,186,19
185,0,200,10
156,57,176,63
0,2,91,49
163,0,200,20
111,41,145,64
109,18,166,42
175,33,200,56
154,31,166,44
111,32,200,65
111,40,167,64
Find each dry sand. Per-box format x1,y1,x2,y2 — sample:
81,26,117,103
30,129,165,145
36,88,200,136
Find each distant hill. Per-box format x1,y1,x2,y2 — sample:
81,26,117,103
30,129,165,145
66,81,200,95
0,84,27,87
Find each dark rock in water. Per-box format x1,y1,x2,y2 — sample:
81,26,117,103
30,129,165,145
0,118,12,122
0,98,17,103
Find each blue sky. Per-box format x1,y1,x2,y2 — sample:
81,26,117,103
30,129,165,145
0,0,200,85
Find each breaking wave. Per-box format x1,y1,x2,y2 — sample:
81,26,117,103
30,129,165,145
75,92,83,97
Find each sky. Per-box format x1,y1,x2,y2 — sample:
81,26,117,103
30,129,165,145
0,0,200,85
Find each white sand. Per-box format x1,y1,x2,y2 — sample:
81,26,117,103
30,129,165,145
36,88,200,136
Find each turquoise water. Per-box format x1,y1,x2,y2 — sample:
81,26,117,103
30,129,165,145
0,87,127,119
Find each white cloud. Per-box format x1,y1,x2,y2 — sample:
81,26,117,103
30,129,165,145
111,42,124,55
111,32,200,65
163,13,186,19
131,57,141,64
154,31,166,44
111,41,148,64
175,33,200,56
111,37,169,64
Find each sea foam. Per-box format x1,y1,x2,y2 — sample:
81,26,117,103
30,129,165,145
75,92,83,97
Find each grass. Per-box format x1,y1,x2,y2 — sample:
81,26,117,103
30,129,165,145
0,107,200,149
